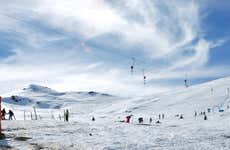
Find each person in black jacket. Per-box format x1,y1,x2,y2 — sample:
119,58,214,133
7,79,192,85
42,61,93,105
8,110,16,120
92,116,95,121
1,108,6,120
66,109,69,122
204,115,207,120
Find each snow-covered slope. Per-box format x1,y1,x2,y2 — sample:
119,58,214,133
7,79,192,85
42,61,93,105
1,77,230,150
98,77,230,116
2,77,230,116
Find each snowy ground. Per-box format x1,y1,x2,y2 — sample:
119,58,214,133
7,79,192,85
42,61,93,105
1,77,230,149
2,113,230,150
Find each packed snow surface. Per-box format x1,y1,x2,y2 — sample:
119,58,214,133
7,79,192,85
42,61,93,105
1,77,230,149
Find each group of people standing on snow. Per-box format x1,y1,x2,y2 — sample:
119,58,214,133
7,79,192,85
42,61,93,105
124,114,166,124
175,114,184,119
1,108,16,120
158,114,165,119
123,109,212,125
194,111,208,120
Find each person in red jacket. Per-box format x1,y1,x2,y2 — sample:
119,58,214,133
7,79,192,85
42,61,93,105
126,115,132,123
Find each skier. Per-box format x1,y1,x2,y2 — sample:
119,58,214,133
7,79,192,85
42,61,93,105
194,111,197,117
162,114,165,119
204,115,207,120
66,109,69,122
126,115,132,123
179,114,184,119
92,116,95,121
156,120,161,124
149,118,153,124
138,117,143,124
159,114,161,119
8,110,15,120
1,108,6,120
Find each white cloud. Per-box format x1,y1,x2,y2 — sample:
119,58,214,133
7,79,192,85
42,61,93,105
32,0,202,60
0,0,228,96
34,0,127,38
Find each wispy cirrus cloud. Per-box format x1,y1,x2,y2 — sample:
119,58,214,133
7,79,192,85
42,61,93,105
0,0,228,95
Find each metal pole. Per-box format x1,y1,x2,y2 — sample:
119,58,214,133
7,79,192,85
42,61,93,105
33,107,37,120
24,110,26,121
0,96,2,134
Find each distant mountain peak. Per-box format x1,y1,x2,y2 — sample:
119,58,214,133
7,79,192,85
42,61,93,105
23,84,58,94
22,84,114,97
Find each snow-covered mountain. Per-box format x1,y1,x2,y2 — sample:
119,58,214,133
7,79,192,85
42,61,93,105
2,84,117,112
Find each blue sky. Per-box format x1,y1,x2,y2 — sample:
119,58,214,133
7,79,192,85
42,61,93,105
0,0,229,95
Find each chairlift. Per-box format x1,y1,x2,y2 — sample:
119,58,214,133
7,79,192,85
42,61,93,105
143,69,146,85
184,73,189,88
130,57,135,75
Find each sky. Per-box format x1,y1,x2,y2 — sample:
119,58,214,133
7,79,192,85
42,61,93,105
0,0,229,96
